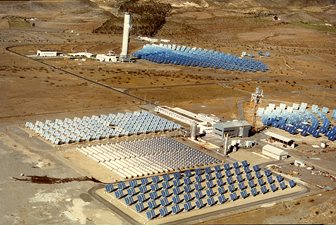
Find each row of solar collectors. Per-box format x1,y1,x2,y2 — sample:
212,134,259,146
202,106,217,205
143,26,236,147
77,137,220,179
159,44,271,59
106,162,276,193
25,111,181,145
133,46,261,69
155,43,267,64
108,173,288,196
134,48,267,72
265,109,332,125
258,103,336,141
260,116,336,141
116,137,221,167
132,44,268,72
105,160,297,220
78,145,170,178
258,102,334,119
139,178,295,218
139,53,267,72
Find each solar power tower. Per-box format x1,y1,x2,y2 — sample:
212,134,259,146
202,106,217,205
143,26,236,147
120,13,132,61
251,87,264,130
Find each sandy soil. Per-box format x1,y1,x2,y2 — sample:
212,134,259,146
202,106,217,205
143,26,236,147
0,0,335,224
198,190,336,224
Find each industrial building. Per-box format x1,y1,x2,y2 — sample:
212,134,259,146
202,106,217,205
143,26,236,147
262,145,288,160
262,144,288,160
155,106,220,134
264,131,295,148
213,120,251,138
36,50,62,57
96,53,118,62
68,52,93,58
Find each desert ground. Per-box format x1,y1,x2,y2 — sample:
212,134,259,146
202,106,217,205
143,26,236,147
0,0,335,224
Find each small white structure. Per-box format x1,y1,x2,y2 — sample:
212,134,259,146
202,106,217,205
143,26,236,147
37,50,61,57
68,52,93,58
262,144,288,160
241,51,247,57
320,142,327,149
294,160,306,167
160,39,170,43
120,13,131,61
244,140,255,148
137,36,159,43
96,51,118,62
265,131,295,148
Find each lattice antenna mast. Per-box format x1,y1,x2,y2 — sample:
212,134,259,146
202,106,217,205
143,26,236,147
251,87,263,128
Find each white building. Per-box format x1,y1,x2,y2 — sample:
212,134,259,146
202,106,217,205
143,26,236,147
96,54,118,62
154,106,219,134
264,131,295,148
213,120,251,138
68,52,93,58
160,39,170,43
262,144,288,160
37,50,61,57
137,36,159,43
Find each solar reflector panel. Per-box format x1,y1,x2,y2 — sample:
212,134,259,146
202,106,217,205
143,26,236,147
105,184,115,193
218,194,227,204
196,199,205,209
135,202,145,212
251,187,258,196
278,181,286,190
206,188,215,197
146,209,156,220
172,204,181,214
261,185,268,194
289,180,296,188
184,202,193,212
148,200,158,209
240,190,249,199
230,193,238,201
159,207,169,217
276,175,284,182
224,163,231,170
270,183,278,192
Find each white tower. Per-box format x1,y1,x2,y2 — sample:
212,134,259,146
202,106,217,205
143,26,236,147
190,121,197,140
251,87,264,129
223,133,229,155
120,13,131,60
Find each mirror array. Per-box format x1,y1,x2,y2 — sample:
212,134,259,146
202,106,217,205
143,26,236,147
105,160,297,220
25,111,181,145
258,103,336,141
78,137,221,179
132,44,268,72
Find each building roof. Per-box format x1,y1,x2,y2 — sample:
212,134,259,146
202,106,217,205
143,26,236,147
37,50,59,52
262,144,288,156
214,120,251,129
264,131,293,143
